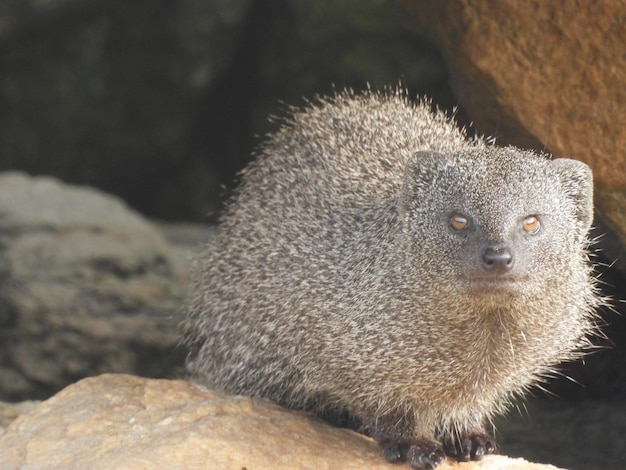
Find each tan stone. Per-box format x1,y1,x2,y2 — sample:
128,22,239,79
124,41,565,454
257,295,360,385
0,374,563,469
0,400,40,434
395,0,626,243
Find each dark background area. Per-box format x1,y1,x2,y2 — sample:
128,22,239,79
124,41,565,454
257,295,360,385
0,0,456,222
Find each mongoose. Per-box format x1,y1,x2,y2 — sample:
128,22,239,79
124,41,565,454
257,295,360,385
183,90,601,469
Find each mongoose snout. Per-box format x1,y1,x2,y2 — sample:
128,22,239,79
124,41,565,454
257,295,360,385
481,246,514,273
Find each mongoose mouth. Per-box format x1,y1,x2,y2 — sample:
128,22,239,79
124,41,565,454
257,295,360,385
467,276,528,293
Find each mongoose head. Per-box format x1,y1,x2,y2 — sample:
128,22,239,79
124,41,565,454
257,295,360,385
397,148,593,301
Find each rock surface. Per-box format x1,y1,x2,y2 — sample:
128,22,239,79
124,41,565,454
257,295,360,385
0,400,39,435
0,374,564,470
396,0,626,247
0,172,188,400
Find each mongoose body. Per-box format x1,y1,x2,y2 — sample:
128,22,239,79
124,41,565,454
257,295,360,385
184,91,600,469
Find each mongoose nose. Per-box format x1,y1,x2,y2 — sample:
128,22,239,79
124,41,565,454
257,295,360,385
481,247,514,273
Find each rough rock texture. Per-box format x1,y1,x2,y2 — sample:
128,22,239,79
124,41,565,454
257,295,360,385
0,374,564,470
0,172,187,400
395,0,626,246
0,400,39,434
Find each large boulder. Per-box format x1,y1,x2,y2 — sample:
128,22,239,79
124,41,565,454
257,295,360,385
0,172,188,400
0,373,565,470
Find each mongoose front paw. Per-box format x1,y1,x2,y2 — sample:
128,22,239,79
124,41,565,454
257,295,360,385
379,439,445,470
444,432,496,462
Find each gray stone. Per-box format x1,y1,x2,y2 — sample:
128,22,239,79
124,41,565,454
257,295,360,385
0,172,187,400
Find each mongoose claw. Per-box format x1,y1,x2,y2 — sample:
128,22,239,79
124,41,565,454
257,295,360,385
443,432,496,462
379,439,445,470
407,444,446,470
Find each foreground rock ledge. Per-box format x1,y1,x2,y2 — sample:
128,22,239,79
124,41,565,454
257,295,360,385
0,374,563,470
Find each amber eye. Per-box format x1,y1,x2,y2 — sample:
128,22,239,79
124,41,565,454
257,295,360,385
450,213,469,231
522,215,540,234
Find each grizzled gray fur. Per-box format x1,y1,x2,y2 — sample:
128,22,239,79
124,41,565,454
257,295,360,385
183,90,601,469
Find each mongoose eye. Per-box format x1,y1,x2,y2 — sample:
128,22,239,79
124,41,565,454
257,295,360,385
522,215,540,234
450,213,469,231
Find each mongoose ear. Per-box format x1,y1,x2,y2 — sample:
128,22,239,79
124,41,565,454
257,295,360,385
550,158,594,236
398,151,453,221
